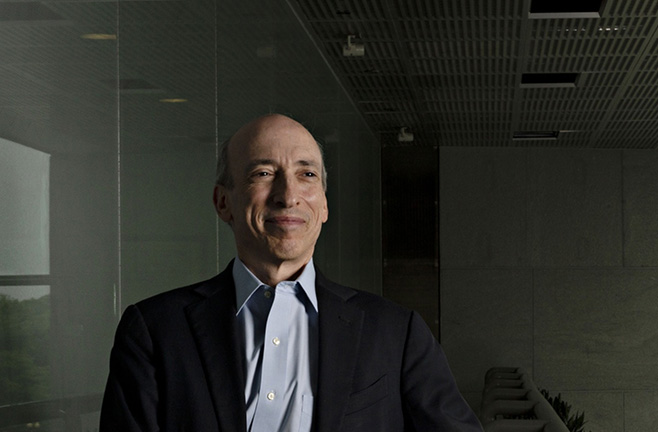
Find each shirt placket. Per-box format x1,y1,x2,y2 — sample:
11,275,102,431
250,282,296,431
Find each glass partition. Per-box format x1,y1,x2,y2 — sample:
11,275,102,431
0,0,380,428
118,0,219,308
0,2,119,428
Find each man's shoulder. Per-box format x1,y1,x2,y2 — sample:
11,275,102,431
316,274,411,320
135,280,204,308
131,270,232,318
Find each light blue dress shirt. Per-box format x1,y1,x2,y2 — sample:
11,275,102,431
233,258,319,432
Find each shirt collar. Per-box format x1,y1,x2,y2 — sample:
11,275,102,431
232,257,318,315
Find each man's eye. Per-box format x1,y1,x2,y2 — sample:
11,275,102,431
255,171,271,177
303,172,317,177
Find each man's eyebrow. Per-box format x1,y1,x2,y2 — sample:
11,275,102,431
296,160,321,169
245,159,321,170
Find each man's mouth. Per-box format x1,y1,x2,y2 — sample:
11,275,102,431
265,215,305,226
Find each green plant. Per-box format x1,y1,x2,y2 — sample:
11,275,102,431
0,294,51,405
540,389,590,432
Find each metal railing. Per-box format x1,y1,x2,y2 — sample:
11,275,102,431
480,367,569,432
0,393,103,431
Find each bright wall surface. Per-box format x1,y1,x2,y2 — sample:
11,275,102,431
440,147,658,431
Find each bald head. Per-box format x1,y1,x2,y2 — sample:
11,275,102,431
216,114,327,191
212,114,329,283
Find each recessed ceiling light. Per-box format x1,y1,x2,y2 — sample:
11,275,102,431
521,73,579,88
102,79,163,94
81,33,116,40
159,98,188,103
513,131,560,141
529,0,604,19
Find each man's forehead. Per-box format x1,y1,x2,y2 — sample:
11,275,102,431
233,132,322,160
226,115,325,174
247,138,321,155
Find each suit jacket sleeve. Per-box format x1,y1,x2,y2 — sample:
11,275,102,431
400,311,483,431
100,305,160,432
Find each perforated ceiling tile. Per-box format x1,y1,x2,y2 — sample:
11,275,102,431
291,0,658,148
5,0,658,149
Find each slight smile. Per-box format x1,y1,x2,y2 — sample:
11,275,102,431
265,216,306,227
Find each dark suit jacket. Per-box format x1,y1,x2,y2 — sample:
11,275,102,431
100,263,482,431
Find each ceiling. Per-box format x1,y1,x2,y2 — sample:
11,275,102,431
292,0,658,149
3,0,658,153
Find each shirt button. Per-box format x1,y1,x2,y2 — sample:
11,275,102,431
267,392,276,401
272,337,280,346
263,290,272,299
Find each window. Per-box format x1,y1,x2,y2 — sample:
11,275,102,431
0,138,51,405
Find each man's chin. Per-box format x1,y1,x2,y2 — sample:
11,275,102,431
265,242,312,263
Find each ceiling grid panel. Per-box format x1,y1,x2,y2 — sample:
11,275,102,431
509,0,533,142
289,0,658,148
589,10,658,148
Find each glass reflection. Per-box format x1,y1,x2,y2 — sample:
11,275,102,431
0,139,49,277
0,286,50,406
0,0,380,429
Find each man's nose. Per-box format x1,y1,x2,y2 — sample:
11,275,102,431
270,172,299,208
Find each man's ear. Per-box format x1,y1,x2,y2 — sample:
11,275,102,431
321,194,328,223
213,185,232,223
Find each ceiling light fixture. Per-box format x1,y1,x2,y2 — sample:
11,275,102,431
398,127,414,142
102,79,163,94
520,73,579,88
513,131,560,141
159,98,188,103
529,0,604,19
343,35,364,57
81,33,116,40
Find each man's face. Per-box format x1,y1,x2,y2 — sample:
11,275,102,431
214,115,328,270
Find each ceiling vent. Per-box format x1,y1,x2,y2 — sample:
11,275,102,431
513,131,560,141
102,79,163,94
529,0,605,18
520,73,579,88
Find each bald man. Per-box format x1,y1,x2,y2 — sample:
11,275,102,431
100,114,482,432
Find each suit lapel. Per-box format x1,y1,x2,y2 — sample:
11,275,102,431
314,274,364,432
185,267,247,432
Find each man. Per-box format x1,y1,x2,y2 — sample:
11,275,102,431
100,114,482,431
